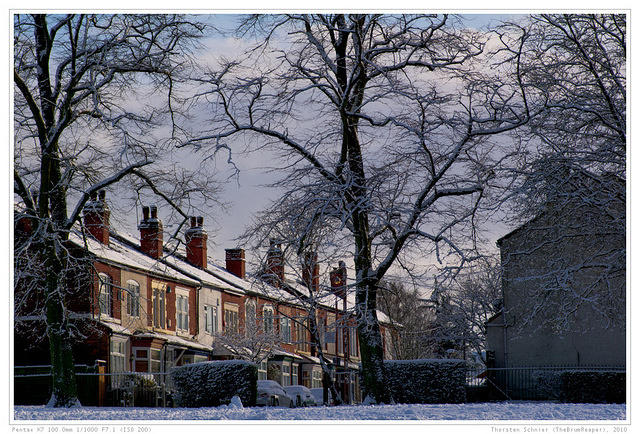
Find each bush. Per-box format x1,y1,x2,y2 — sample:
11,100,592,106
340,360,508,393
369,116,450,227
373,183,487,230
560,371,625,403
530,369,564,400
384,359,466,404
170,360,257,407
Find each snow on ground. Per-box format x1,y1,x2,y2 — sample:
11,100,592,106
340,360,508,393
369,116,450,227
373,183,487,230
14,402,625,421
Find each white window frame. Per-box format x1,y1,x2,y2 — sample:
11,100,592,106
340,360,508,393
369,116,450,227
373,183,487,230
175,287,190,333
110,336,128,373
280,317,291,343
150,348,163,373
312,369,322,389
152,283,167,330
245,300,256,334
291,363,298,386
204,304,218,335
282,363,291,386
263,305,274,334
98,273,112,318
349,325,358,357
258,360,268,380
224,303,239,334
126,280,140,318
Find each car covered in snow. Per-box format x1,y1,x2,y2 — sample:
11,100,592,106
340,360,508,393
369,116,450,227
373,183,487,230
256,380,294,407
284,385,317,407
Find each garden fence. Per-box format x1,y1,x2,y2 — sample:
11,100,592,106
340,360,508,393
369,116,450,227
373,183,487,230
466,364,625,401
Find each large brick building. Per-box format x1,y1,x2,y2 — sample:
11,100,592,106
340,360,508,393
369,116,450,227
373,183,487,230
14,191,393,405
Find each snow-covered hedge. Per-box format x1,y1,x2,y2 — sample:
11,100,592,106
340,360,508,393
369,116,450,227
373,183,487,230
560,371,625,403
384,359,466,404
170,360,257,407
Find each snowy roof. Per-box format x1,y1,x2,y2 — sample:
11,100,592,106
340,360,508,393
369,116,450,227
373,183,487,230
132,331,211,352
108,231,246,295
69,230,199,285
272,348,304,361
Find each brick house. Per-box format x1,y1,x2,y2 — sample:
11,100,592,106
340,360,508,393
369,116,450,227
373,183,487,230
14,192,395,405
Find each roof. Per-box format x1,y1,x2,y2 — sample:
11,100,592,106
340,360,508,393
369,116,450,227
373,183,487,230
247,275,393,325
71,221,391,325
69,229,199,286
78,229,247,295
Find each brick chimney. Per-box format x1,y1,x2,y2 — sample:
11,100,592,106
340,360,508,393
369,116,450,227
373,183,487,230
302,251,320,292
83,190,110,244
225,248,245,279
139,205,163,259
185,216,208,269
264,239,285,287
330,260,347,299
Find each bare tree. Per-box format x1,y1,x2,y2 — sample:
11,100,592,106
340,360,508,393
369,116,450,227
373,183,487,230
427,256,502,364
247,235,346,405
494,14,626,333
13,14,213,407
188,14,529,402
497,14,625,215
212,314,282,365
376,280,434,360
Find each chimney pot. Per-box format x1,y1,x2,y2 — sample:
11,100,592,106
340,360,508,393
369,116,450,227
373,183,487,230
225,248,246,279
185,216,207,268
83,191,110,244
139,205,163,259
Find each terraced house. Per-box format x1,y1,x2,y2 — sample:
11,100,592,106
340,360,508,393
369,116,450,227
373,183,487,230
14,192,393,405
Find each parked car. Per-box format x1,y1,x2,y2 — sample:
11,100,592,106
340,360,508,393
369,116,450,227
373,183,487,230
284,385,317,407
310,387,335,406
256,380,294,407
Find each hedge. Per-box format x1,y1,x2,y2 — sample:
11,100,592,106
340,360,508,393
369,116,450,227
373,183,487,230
560,371,625,403
384,359,467,404
170,360,257,407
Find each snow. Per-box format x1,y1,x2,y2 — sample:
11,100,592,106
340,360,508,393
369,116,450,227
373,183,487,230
14,402,625,421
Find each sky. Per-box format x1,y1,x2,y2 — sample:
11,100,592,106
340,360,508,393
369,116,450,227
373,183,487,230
10,12,530,279
186,13,523,265
7,10,625,284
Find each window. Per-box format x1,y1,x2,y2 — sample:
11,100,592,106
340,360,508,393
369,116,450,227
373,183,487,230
263,306,274,334
282,363,290,386
204,305,218,334
110,337,128,387
152,283,166,329
245,301,256,333
176,294,189,332
312,369,322,388
98,273,112,317
258,361,268,380
224,304,239,334
280,317,291,342
349,326,358,357
291,364,298,386
150,348,162,372
295,320,307,351
126,280,140,318
110,338,127,373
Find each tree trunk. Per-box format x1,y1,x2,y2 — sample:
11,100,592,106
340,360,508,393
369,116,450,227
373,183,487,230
44,238,79,407
355,281,392,404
